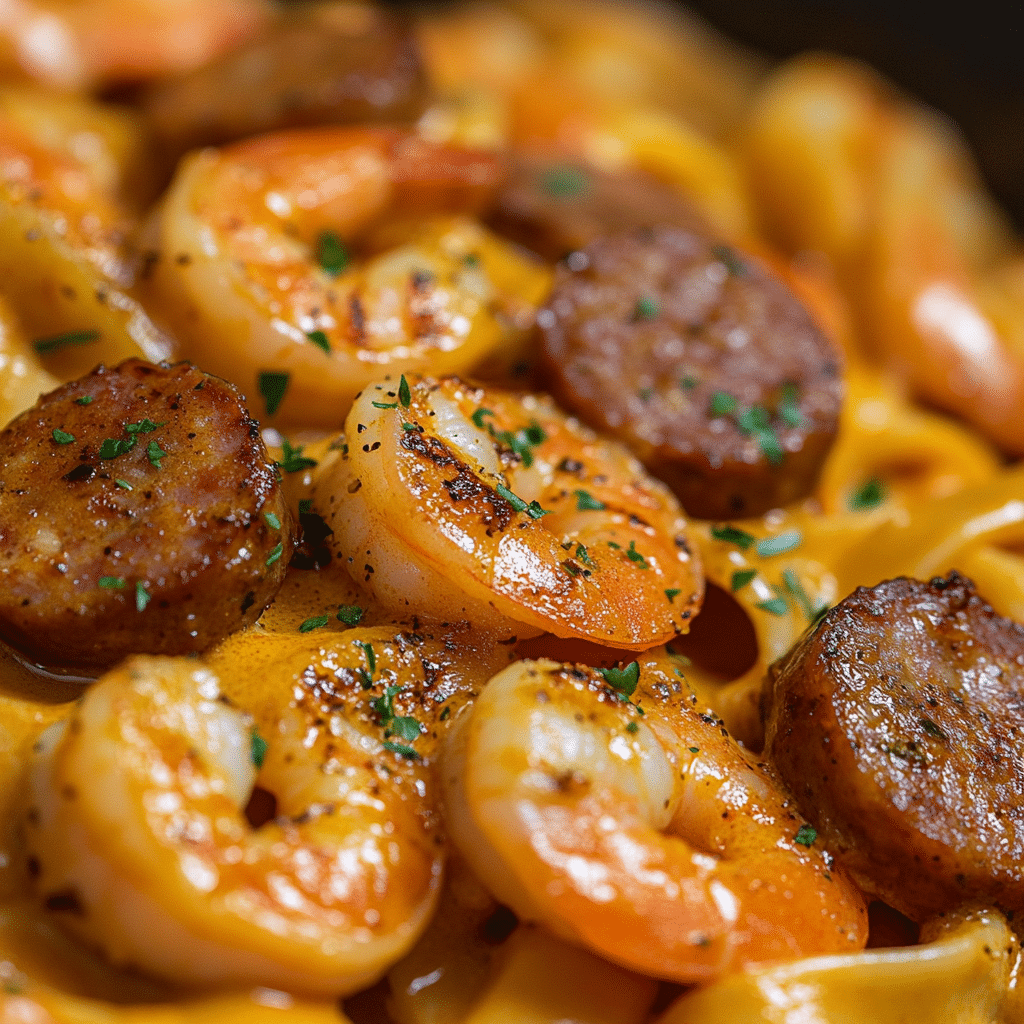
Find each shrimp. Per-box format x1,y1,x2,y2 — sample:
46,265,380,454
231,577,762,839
23,634,461,997
0,0,270,92
0,87,172,379
147,127,550,427
441,653,868,985
314,375,703,649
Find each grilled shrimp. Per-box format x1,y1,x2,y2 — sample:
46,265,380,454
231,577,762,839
441,653,868,984
147,127,549,426
314,375,703,649
23,632,468,996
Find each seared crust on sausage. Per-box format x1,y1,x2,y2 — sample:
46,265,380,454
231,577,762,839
537,226,843,519
487,154,705,261
0,359,291,670
763,572,1024,921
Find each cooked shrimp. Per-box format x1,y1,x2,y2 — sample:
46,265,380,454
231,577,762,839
0,0,270,92
147,127,550,427
23,640,455,996
314,375,703,648
441,653,868,984
0,87,172,378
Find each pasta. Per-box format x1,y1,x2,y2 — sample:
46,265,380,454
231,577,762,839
1,1,1023,1022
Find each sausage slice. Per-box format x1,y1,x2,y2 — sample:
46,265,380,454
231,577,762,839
0,359,291,671
763,572,1024,921
538,226,843,518
487,154,705,261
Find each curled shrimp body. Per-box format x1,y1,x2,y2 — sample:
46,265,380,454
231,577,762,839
441,653,868,984
315,375,703,648
24,637,456,997
149,127,547,426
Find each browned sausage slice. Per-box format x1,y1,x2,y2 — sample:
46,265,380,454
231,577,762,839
0,359,291,671
763,572,1024,921
143,7,427,159
487,154,705,262
537,226,843,519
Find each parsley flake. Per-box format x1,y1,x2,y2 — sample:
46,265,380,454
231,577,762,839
756,530,802,558
755,597,788,616
300,614,330,633
778,382,804,427
850,477,885,511
146,439,167,468
32,329,100,355
665,588,681,602
75,395,94,405
388,716,422,742
575,542,593,566
398,375,411,408
730,569,757,591
316,231,349,276
98,576,125,590
337,604,364,626
471,407,494,428
626,721,639,733
258,370,290,416
99,436,135,459
250,728,268,769
709,391,738,416
359,642,376,678
307,329,331,354
372,400,398,409
600,661,640,697
115,479,132,490
794,824,817,847
541,165,589,198
52,428,75,444
135,582,151,612
265,542,284,566
574,489,605,511
710,524,755,549
710,244,746,276
383,741,420,759
125,419,163,435
263,511,281,529
625,540,649,568
782,568,825,622
495,482,551,518
680,375,698,390
277,438,317,473
632,295,660,321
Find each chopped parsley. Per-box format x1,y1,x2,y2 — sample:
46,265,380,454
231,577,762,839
98,576,125,590
782,568,826,622
307,329,331,354
263,511,281,529
32,329,101,355
277,438,317,473
756,530,802,558
75,395,94,405
372,400,397,409
632,295,660,321
625,540,649,568
778,382,804,428
115,479,132,490
710,524,755,549
250,728,268,769
730,569,757,591
736,404,784,465
755,597,788,616
265,542,284,566
52,428,75,444
125,419,163,435
258,370,290,416
600,661,640,697
495,482,551,519
383,741,420,759
573,489,605,511
337,604,364,626
794,824,817,847
99,437,135,459
626,721,639,733
541,165,589,198
850,477,885,511
146,439,167,468
471,407,494,428
398,375,411,408
316,231,349,276
665,588,681,602
680,375,698,390
135,582,151,612
709,391,738,417
359,641,377,678
299,614,330,633
575,542,593,566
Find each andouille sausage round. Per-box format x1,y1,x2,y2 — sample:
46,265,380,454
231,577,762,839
0,359,291,671
538,226,843,519
763,572,1024,921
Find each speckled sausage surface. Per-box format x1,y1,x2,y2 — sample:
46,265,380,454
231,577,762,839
763,572,1024,921
537,226,843,519
0,359,291,671
486,155,705,262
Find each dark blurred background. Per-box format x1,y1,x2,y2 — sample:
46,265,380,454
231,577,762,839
685,0,1024,229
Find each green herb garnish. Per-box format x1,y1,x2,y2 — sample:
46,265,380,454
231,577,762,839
146,439,167,468
632,295,660,321
709,391,738,416
98,576,125,589
52,428,75,444
756,530,802,558
250,728,268,769
730,569,757,591
398,375,411,408
135,582,151,612
755,597,788,616
277,438,317,473
850,477,885,511
574,489,605,511
258,370,290,416
299,615,330,633
600,661,640,697
307,329,331,354
263,512,281,529
710,524,755,549
316,231,349,276
265,542,284,566
337,604,364,626
625,540,648,568
32,329,100,355
794,824,817,847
